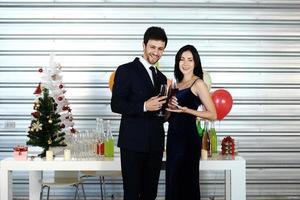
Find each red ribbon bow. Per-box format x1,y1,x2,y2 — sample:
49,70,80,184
13,146,28,155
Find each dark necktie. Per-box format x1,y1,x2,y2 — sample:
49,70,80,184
149,66,158,89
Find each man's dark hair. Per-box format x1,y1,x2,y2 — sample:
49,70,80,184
143,26,168,48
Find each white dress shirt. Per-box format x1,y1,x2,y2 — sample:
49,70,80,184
138,56,156,112
138,56,156,86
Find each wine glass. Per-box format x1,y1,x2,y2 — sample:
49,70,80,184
157,84,167,117
170,79,179,97
167,79,179,109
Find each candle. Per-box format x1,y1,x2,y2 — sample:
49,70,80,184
201,149,208,160
64,149,71,161
46,150,53,161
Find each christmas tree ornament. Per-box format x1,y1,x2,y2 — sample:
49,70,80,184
48,119,53,124
51,74,57,81
32,121,43,132
70,127,76,134
57,96,63,101
31,111,40,118
38,68,43,73
33,83,42,95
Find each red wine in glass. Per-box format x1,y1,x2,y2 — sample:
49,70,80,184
171,88,179,97
157,84,167,117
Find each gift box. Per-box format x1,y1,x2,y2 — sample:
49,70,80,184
13,146,28,160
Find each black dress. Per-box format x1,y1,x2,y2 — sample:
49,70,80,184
166,79,202,200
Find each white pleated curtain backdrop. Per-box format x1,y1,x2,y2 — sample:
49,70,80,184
1,1,300,199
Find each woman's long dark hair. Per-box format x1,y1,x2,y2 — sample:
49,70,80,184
174,45,203,82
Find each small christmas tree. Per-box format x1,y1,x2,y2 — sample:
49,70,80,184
27,87,66,157
27,54,76,157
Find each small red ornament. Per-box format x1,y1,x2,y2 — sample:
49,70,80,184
68,108,72,112
38,68,43,73
58,96,63,101
31,111,40,118
60,124,65,128
33,83,42,95
62,105,69,111
59,84,64,89
70,127,76,133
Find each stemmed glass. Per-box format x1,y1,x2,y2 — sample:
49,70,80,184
167,79,179,110
157,84,168,117
170,79,179,97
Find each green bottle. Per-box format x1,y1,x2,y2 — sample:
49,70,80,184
104,120,114,157
202,120,212,157
196,118,203,137
210,121,218,154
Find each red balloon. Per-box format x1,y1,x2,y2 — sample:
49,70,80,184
211,89,233,120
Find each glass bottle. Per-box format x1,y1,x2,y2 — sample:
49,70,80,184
196,118,203,137
202,121,212,158
104,120,114,157
206,121,212,157
201,121,209,159
96,118,105,157
210,121,218,154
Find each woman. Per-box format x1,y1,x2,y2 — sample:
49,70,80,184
166,45,217,200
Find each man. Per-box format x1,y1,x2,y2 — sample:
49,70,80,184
111,26,168,200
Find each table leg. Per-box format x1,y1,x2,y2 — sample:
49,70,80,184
29,171,42,200
0,169,12,200
231,163,246,200
225,170,231,200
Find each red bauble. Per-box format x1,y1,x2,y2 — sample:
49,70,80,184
31,111,40,118
70,127,76,133
58,96,63,101
38,68,43,73
62,105,69,111
59,84,64,89
60,124,65,128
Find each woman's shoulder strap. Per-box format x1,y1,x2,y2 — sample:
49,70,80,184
191,78,201,87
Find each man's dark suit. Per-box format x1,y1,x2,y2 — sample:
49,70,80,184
111,57,167,200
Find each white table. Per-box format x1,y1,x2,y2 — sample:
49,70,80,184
0,155,246,200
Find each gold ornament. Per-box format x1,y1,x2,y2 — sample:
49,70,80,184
48,139,52,144
48,119,53,124
51,74,57,81
32,121,42,132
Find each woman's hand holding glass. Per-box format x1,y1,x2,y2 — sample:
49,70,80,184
168,96,179,110
167,96,188,113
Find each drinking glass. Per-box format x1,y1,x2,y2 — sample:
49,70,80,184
157,84,167,117
170,79,179,97
167,79,179,109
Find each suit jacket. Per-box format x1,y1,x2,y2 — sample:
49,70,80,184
111,57,167,152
